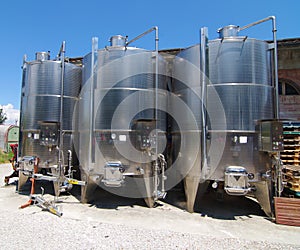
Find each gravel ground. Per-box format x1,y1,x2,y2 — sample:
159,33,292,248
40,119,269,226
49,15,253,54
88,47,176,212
0,211,297,250
1,163,300,250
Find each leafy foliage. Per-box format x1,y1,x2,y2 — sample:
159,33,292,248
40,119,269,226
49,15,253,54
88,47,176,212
0,108,7,124
0,149,13,164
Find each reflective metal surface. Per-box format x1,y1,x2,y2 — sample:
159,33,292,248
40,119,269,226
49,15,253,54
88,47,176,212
19,56,82,167
171,45,202,130
171,34,275,210
35,52,50,61
217,25,240,38
207,84,273,131
206,37,274,181
78,45,167,196
209,38,270,84
208,37,273,132
171,43,202,168
109,35,127,47
171,45,202,211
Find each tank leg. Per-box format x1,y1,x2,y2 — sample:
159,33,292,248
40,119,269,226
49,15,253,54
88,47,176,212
140,164,155,208
254,180,273,217
80,171,97,203
144,197,155,208
50,167,61,197
53,182,60,196
143,175,155,208
184,175,200,213
18,172,28,192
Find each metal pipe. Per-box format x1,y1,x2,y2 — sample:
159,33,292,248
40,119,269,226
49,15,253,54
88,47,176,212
124,26,159,124
239,16,274,31
154,26,159,157
58,41,66,171
125,27,157,47
153,26,159,199
239,16,279,118
67,149,72,178
124,26,159,125
200,27,208,179
271,17,279,120
159,154,166,193
19,55,28,158
56,42,65,60
23,54,27,65
89,37,98,164
276,153,283,196
125,26,160,196
161,161,165,194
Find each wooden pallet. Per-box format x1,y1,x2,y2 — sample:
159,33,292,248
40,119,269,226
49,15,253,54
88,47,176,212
283,137,300,140
274,197,300,226
281,155,300,159
283,145,300,149
284,165,300,174
282,122,300,198
285,182,300,192
283,187,300,198
282,159,300,164
282,147,300,153
283,180,300,190
284,174,300,181
283,164,300,196
283,165,300,173
284,149,300,152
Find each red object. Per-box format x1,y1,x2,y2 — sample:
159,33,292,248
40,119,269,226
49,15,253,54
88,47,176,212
275,197,300,227
9,144,18,170
4,144,19,185
20,158,39,209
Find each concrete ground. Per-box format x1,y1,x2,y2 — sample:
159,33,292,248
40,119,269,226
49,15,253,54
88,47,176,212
0,163,300,249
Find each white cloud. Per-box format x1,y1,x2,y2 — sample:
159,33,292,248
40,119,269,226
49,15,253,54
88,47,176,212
0,104,20,126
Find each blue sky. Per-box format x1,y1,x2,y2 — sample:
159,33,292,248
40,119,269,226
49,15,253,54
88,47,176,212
0,0,299,124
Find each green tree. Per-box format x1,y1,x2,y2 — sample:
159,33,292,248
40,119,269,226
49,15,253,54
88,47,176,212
0,108,7,124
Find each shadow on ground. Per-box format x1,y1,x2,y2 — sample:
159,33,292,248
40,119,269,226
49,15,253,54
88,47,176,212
74,185,147,209
165,183,266,220
11,176,266,220
16,180,55,196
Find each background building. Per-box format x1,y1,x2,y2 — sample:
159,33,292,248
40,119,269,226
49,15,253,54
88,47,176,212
278,38,300,120
0,125,19,152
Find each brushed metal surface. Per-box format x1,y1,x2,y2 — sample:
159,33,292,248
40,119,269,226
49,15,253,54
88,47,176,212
171,37,274,182
20,59,82,166
79,47,167,175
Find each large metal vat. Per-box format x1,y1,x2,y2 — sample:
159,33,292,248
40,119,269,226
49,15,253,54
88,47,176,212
206,26,274,182
18,51,82,191
171,19,280,216
171,44,202,211
78,33,168,206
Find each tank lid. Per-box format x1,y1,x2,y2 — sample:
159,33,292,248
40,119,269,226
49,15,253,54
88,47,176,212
109,35,127,47
217,25,240,38
35,51,50,61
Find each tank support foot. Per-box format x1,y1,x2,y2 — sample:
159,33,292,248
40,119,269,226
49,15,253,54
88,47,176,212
50,167,61,197
144,196,155,208
18,172,29,192
80,172,97,203
143,174,155,208
184,175,200,213
254,180,273,217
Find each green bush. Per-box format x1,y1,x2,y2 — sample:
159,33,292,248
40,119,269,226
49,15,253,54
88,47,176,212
0,150,13,164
